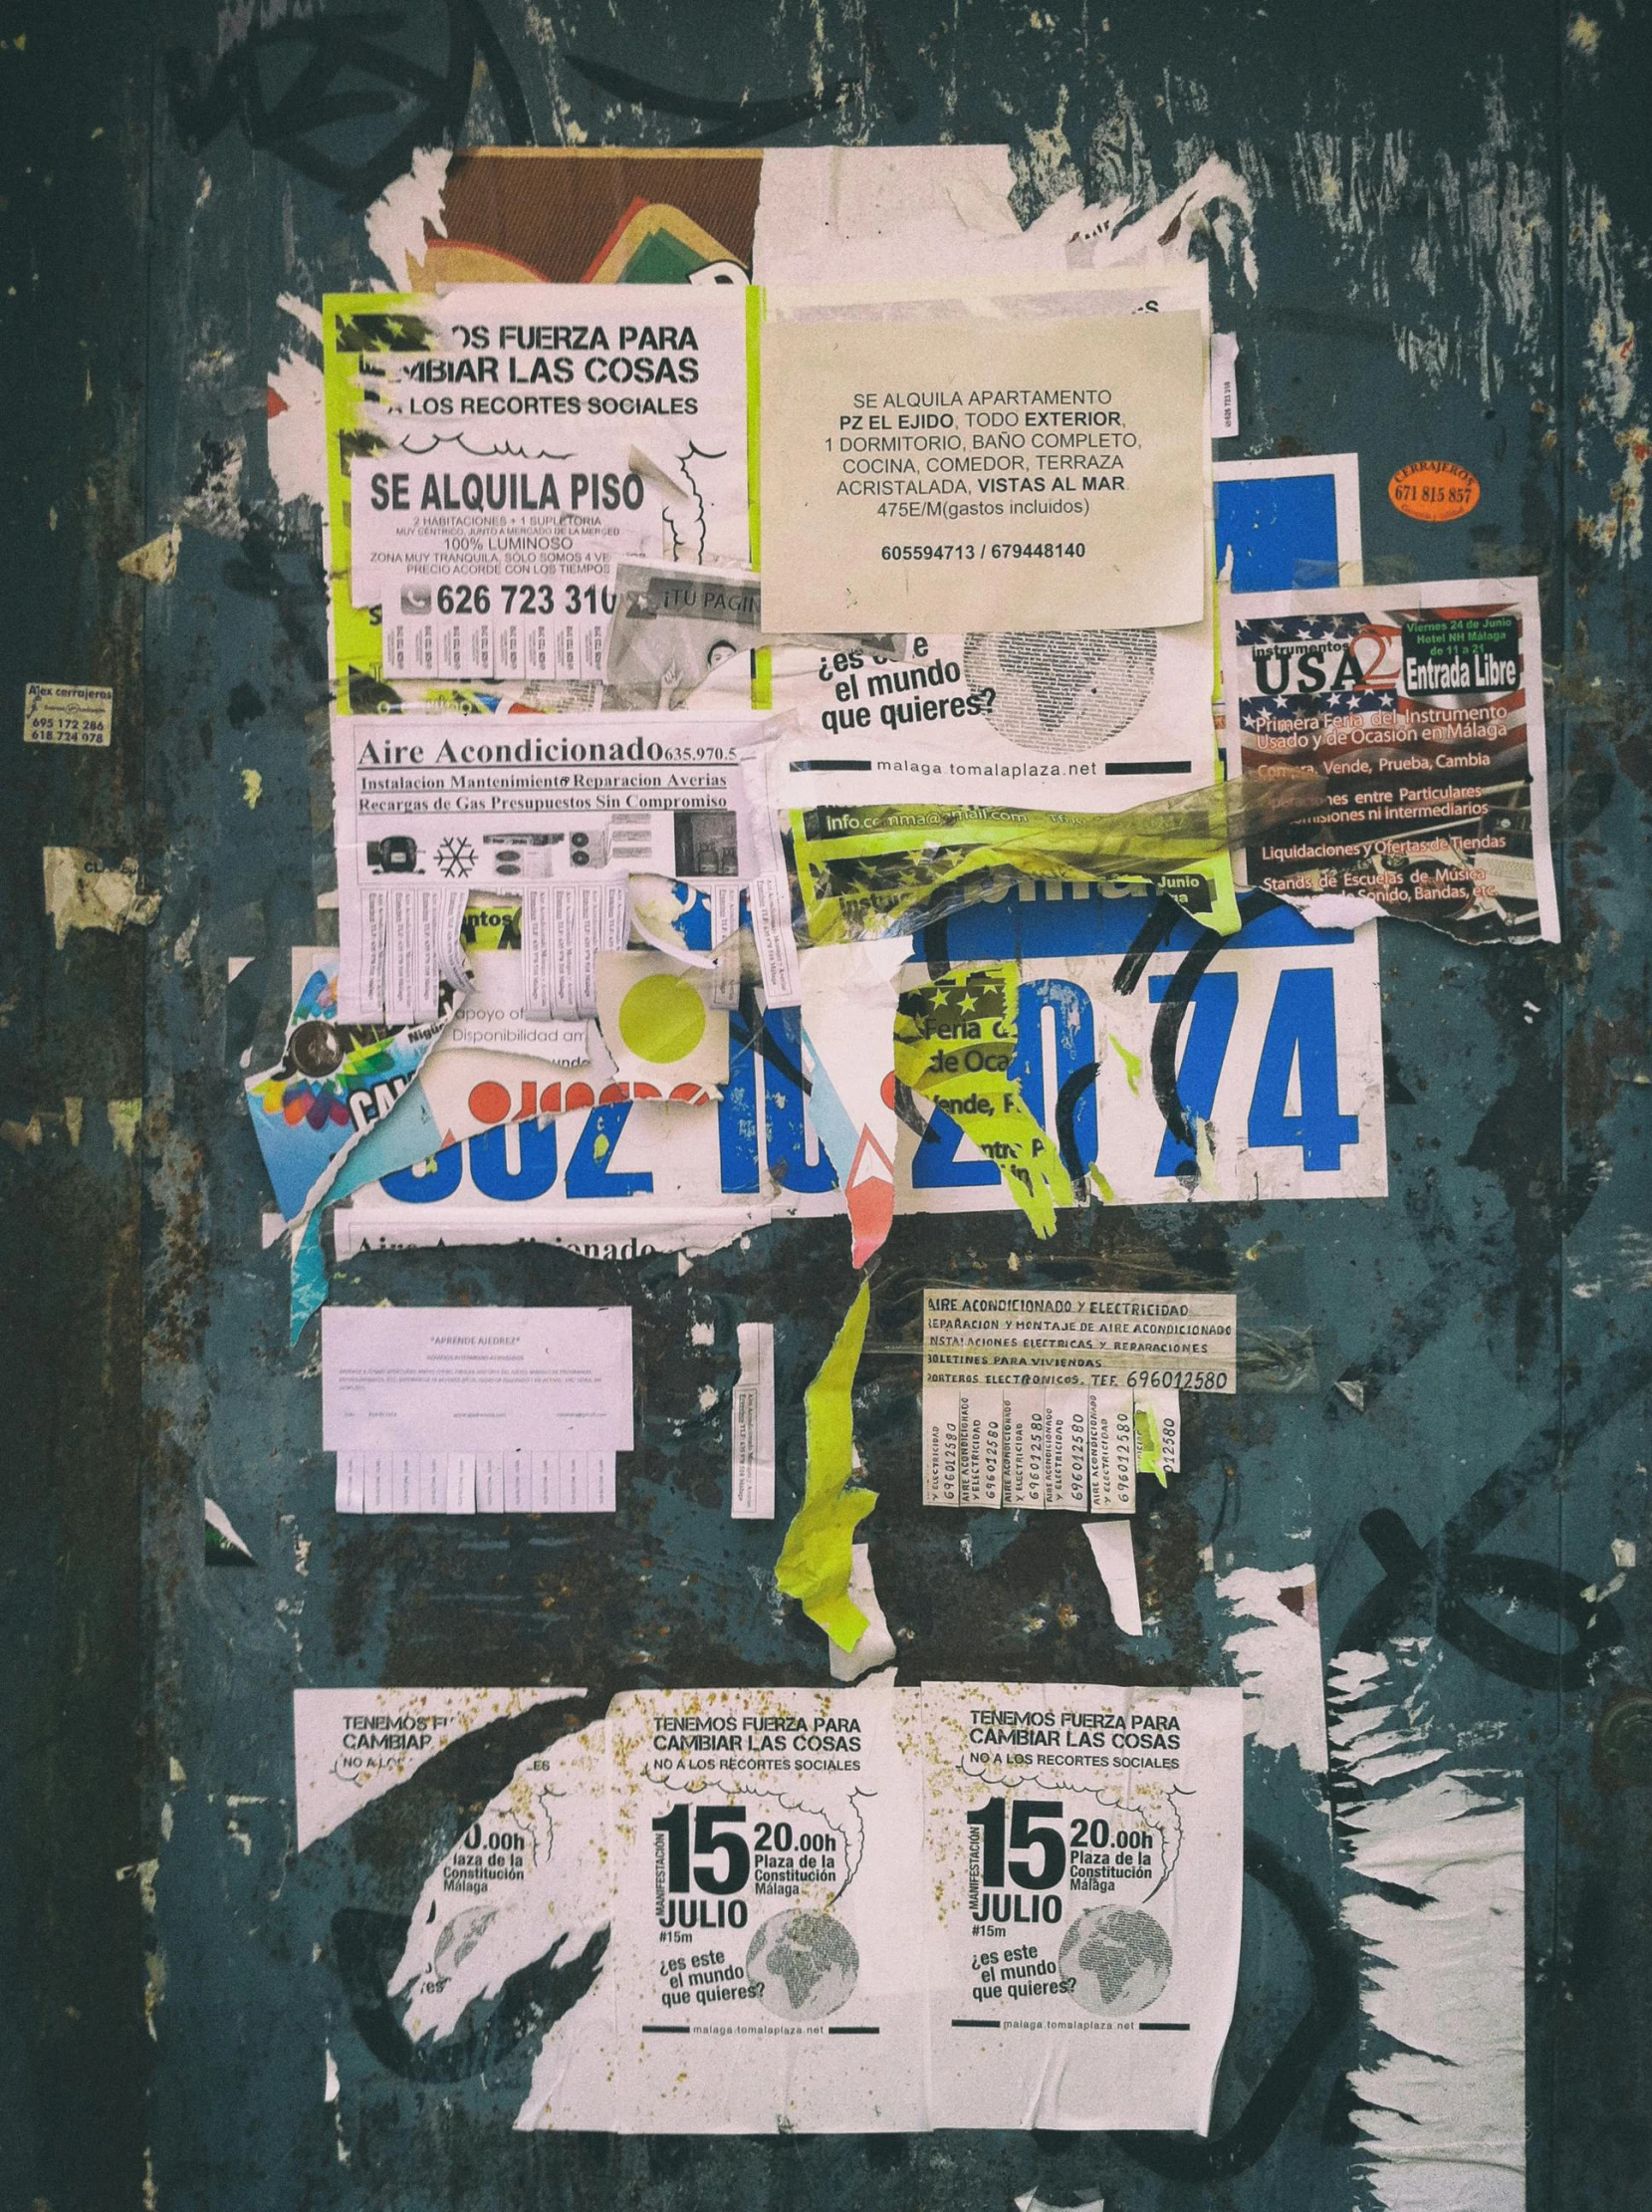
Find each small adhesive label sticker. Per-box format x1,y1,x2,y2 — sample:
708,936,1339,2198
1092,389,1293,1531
24,683,113,748
1387,460,1481,522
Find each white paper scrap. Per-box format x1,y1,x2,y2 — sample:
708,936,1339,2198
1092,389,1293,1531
828,1544,897,1681
731,1322,776,1520
322,1306,633,1495
1083,1522,1144,1636
1209,332,1240,438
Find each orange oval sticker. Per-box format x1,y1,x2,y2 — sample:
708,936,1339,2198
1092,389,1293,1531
1389,460,1481,522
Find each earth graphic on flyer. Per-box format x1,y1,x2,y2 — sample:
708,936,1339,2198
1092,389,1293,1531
963,629,1156,754
1059,1906,1174,2014
746,1909,860,2020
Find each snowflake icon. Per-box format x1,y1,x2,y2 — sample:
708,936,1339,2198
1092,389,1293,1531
435,836,475,879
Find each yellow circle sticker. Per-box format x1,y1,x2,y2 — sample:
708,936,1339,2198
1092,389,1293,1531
1388,460,1481,522
617,973,707,1064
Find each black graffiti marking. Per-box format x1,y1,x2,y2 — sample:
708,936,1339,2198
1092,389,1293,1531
333,1906,607,2082
1343,1509,1620,1694
165,2,531,212
1055,1061,1100,1184
563,49,856,146
1146,891,1278,1155
733,994,810,1097
1109,892,1182,998
1334,1342,1649,1690
1110,1832,1357,2180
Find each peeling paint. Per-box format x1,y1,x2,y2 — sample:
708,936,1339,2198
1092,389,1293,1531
116,1856,159,1915
240,768,263,809
265,346,325,508
175,433,245,539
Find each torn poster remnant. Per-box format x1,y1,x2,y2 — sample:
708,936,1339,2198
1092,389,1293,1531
776,1280,876,1652
43,848,159,947
828,1543,897,1681
1083,1520,1143,1635
1328,1650,1526,2212
292,1685,584,1851
1216,1564,1328,1775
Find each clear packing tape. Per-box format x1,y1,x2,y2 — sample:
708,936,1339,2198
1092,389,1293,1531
783,769,1328,947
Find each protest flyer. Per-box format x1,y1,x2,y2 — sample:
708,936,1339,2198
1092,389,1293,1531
922,1681,1244,2131
599,1683,927,2132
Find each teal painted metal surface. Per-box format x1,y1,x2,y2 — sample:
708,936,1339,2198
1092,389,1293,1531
4,1,1651,2205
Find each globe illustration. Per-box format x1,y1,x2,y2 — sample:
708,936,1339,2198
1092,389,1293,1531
963,629,1157,756
1059,1906,1174,2015
745,1909,860,2021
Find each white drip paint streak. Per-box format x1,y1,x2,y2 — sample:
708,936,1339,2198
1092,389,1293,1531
1328,1650,1525,2212
1569,156,1648,563
1216,1564,1328,1773
1282,82,1552,404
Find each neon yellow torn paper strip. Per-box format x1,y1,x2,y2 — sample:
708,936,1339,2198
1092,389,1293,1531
894,966,1073,1237
775,1280,876,1650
